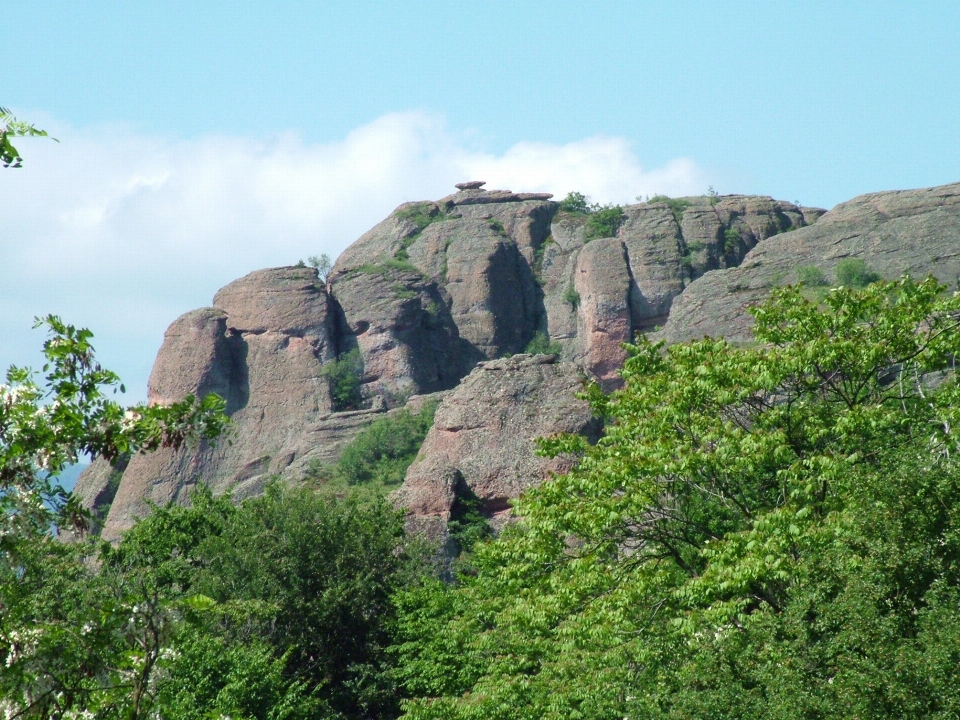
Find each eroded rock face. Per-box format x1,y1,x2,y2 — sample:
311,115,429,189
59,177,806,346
79,183,832,542
329,266,479,400
657,183,960,344
99,267,339,541
394,354,601,544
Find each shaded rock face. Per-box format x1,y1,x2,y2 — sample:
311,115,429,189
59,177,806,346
393,354,601,546
332,189,814,389
98,267,339,541
80,183,835,541
657,183,960,344
329,267,479,399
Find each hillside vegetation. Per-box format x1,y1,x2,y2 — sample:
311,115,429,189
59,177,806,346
5,278,960,718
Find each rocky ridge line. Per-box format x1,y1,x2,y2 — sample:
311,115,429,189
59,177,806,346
78,180,850,541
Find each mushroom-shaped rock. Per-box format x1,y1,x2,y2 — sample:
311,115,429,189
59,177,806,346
455,180,486,190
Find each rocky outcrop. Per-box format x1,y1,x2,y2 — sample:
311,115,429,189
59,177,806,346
331,187,815,389
657,183,960,343
394,354,601,545
85,178,907,543
98,267,340,541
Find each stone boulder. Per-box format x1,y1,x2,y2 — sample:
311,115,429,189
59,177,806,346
394,354,601,545
328,265,479,400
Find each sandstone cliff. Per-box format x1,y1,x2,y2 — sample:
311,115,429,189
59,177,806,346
78,180,960,543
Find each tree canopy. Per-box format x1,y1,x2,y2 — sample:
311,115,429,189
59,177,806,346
0,108,56,168
394,277,960,718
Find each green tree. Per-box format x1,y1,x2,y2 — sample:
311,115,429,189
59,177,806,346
192,484,417,718
834,257,881,288
1,107,57,168
0,318,228,718
311,399,438,491
308,252,333,282
321,348,364,411
395,277,960,718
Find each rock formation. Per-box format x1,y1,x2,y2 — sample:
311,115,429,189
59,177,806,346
394,353,601,548
79,179,960,544
657,183,960,343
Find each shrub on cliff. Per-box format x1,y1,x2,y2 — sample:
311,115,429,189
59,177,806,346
321,348,364,411
323,399,439,489
557,191,625,240
835,257,882,288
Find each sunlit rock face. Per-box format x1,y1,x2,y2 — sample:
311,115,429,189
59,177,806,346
79,178,861,540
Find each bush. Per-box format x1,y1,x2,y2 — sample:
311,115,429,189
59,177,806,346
531,236,553,285
192,484,412,719
557,192,625,239
796,265,828,286
396,203,440,233
558,191,592,214
447,484,492,555
333,400,438,488
488,219,507,236
723,227,741,255
321,349,364,411
835,258,882,288
649,194,691,223
563,284,581,310
584,205,626,240
523,331,562,356
308,253,332,282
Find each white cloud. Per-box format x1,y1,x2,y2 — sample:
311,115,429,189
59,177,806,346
0,111,707,401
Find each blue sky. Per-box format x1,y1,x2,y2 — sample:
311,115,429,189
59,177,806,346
3,1,959,402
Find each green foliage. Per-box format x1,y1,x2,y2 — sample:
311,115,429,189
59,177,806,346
557,191,592,214
523,331,562,356
584,204,626,240
796,264,828,286
155,628,322,719
447,485,492,555
392,282,418,300
396,203,441,233
531,235,553,285
395,277,960,718
395,203,450,261
835,257,882,288
1,107,57,168
557,192,625,239
355,258,424,276
723,227,742,255
193,484,412,718
313,399,438,490
307,252,332,282
649,194,691,223
0,315,228,720
3,480,423,718
0,315,227,544
321,348,364,411
488,219,507,236
563,283,581,310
